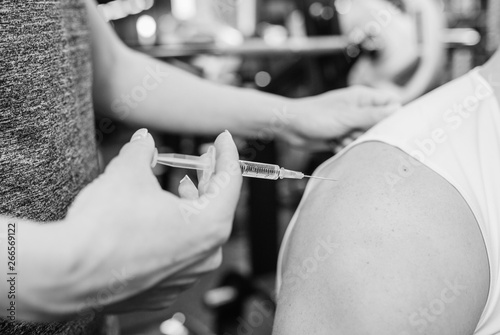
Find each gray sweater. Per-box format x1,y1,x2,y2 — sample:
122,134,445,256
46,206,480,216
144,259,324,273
1,0,106,333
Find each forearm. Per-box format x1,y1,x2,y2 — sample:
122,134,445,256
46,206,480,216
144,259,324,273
0,217,113,322
94,50,291,138
0,218,80,320
85,0,290,138
87,0,399,144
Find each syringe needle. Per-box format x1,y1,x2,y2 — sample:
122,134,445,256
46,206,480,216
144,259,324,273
304,175,338,182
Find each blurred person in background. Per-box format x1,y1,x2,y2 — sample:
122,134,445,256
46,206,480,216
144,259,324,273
342,0,445,103
0,0,400,334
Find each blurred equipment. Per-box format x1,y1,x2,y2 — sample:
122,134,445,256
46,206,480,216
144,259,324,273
204,271,276,335
334,0,447,103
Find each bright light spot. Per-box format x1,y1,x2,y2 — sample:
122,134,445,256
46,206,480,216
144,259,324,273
309,2,323,17
171,0,197,21
204,286,238,306
262,25,288,45
136,15,157,39
255,71,272,87
321,6,335,20
217,26,244,46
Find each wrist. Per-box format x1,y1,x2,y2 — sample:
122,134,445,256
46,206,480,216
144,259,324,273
273,97,309,144
58,216,115,317
227,87,292,140
253,93,298,142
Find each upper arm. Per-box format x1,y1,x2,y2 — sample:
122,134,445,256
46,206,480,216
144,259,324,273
274,142,489,335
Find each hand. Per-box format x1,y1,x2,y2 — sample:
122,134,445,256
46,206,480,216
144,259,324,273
103,144,233,313
64,129,242,316
284,86,401,147
105,253,220,313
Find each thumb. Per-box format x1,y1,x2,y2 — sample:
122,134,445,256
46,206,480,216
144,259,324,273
201,130,242,210
355,85,401,106
106,128,156,173
364,88,401,107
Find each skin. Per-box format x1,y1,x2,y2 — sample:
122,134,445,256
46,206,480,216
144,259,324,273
1,130,243,321
85,0,401,145
273,48,500,334
274,142,490,335
0,0,399,321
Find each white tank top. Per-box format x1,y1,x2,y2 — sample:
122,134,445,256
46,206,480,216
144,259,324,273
277,69,500,334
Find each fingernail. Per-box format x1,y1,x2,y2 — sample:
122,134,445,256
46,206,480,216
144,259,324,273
224,129,232,138
180,175,192,184
131,128,148,142
151,148,158,168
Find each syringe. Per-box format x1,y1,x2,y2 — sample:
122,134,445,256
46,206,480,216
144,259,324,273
153,153,336,181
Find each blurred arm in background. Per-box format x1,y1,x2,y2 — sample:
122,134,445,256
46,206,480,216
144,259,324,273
85,0,401,147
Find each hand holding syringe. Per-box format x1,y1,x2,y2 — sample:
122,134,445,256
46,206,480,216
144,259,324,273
152,153,337,181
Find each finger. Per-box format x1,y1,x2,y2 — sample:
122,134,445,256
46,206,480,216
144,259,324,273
197,146,216,196
370,91,401,107
334,145,343,155
358,86,401,107
332,139,350,154
187,248,223,274
107,128,156,173
201,247,223,272
350,130,365,139
366,103,401,125
178,175,199,200
203,131,242,207
341,136,355,147
348,102,401,130
329,130,362,154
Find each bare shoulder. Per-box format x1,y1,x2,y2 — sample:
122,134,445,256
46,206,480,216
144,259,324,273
274,142,489,335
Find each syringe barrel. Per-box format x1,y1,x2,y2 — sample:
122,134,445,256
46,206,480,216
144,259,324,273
239,160,280,180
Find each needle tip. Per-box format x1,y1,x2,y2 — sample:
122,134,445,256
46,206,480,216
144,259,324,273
304,175,338,182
